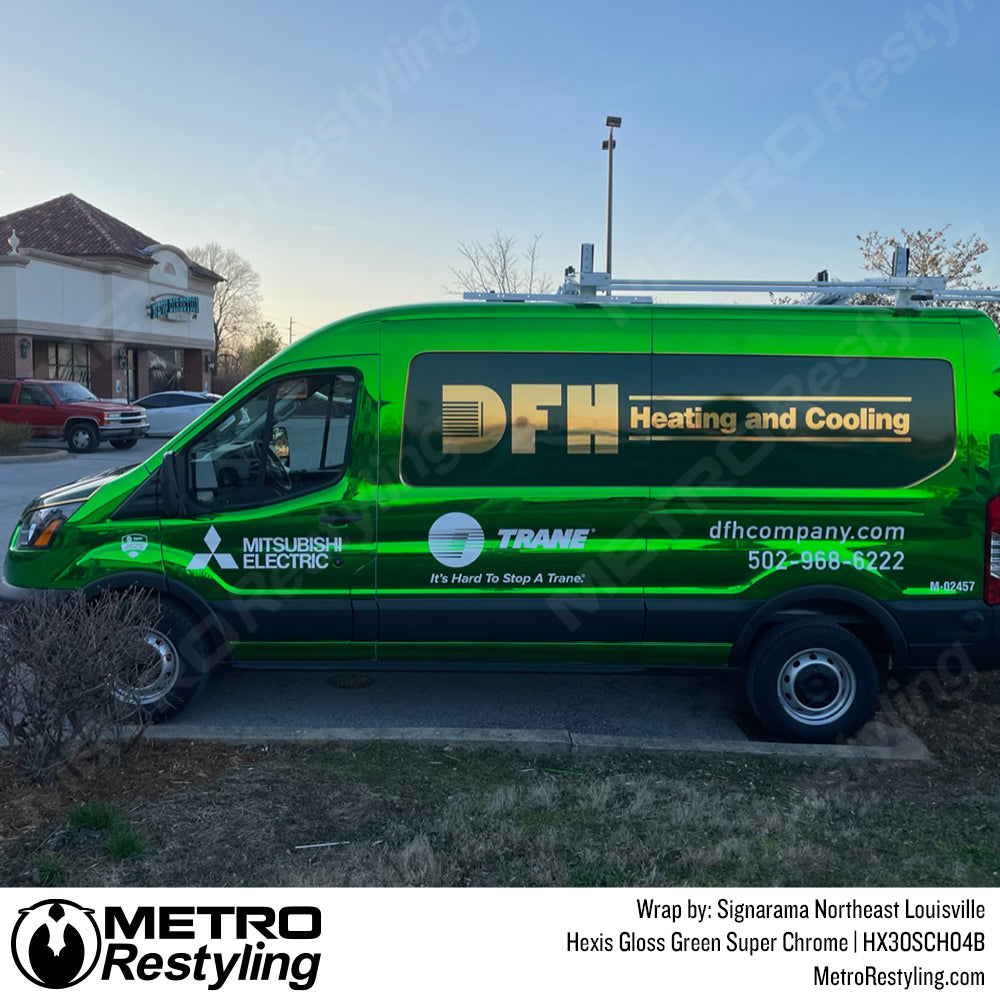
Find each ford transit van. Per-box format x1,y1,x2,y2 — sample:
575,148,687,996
4,301,999,741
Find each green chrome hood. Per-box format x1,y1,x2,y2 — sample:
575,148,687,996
20,464,141,515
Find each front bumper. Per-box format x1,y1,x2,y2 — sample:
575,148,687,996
0,565,47,605
99,423,149,441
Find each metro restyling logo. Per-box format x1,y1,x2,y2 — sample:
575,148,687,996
10,901,321,991
12,899,101,988
442,382,619,455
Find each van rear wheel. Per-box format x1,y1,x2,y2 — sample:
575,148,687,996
117,600,212,721
746,621,877,742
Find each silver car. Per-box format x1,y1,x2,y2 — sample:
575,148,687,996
132,390,221,437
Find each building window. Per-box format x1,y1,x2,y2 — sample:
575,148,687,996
48,342,91,386
149,349,183,393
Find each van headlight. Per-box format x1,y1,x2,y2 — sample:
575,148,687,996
15,501,84,549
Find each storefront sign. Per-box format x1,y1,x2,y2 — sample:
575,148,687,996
148,295,200,321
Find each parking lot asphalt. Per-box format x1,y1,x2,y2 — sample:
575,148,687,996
0,440,929,759
0,437,165,548
149,666,929,760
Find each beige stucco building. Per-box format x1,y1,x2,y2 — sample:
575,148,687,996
0,194,222,400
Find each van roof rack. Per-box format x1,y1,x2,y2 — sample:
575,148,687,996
463,243,1000,310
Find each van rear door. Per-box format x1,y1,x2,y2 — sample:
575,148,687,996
644,310,965,665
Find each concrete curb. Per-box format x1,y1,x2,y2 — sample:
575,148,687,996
572,726,930,760
145,722,930,761
0,449,73,464
148,725,575,756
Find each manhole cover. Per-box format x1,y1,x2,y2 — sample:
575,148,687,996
326,673,375,690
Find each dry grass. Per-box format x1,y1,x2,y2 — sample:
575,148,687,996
1,671,998,888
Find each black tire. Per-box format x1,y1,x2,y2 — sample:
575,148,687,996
745,621,878,743
110,438,138,450
66,421,100,453
118,600,213,722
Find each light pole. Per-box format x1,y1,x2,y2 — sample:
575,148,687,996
603,115,621,277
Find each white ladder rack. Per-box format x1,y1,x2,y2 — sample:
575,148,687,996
463,243,1000,309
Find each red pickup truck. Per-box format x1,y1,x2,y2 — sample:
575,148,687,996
0,379,149,452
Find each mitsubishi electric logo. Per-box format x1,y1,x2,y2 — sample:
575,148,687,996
186,526,341,572
12,899,102,988
187,526,238,571
428,512,485,567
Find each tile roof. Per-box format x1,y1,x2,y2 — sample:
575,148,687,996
0,193,223,282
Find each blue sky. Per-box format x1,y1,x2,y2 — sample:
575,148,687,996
3,0,999,334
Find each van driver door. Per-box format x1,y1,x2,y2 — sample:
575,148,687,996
158,358,378,663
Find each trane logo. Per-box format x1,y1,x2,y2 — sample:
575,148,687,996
497,528,591,550
428,513,593,568
442,383,619,454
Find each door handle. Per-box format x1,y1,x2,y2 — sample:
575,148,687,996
320,509,363,525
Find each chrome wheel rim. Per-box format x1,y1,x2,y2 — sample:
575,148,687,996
116,630,179,706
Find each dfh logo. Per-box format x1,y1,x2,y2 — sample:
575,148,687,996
441,382,619,455
12,899,101,989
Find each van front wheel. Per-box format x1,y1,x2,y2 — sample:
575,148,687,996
746,621,877,742
117,600,212,722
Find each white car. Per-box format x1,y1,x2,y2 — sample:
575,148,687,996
132,391,220,437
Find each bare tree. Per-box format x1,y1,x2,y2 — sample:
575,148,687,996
855,225,998,323
450,230,553,295
857,225,988,285
186,242,263,357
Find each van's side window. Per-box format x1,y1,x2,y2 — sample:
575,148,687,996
184,372,357,510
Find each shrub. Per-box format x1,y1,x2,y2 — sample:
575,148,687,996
0,589,160,784
0,420,31,455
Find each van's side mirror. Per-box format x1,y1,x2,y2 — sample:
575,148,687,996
159,449,186,516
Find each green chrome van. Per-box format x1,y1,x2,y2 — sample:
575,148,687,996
5,301,1000,741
